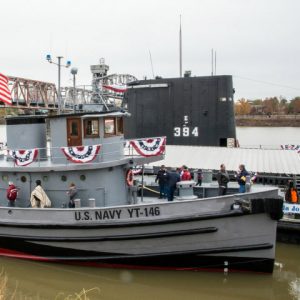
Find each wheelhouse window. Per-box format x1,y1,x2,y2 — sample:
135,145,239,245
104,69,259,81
84,119,99,138
116,117,123,135
104,118,116,136
70,121,79,136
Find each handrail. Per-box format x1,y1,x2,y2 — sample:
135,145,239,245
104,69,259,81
0,136,166,166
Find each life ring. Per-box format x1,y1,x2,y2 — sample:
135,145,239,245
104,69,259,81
126,169,134,186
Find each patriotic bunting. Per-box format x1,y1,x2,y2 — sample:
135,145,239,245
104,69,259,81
9,149,38,166
0,73,12,105
281,145,300,153
103,84,127,93
61,145,101,163
129,137,166,157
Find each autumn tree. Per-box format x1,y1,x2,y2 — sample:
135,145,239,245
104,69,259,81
234,98,251,115
262,97,279,114
289,97,300,113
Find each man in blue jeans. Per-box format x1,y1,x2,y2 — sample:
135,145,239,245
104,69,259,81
166,168,181,201
155,165,168,199
237,164,249,193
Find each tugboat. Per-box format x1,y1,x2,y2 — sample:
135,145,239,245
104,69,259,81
0,101,283,273
0,61,283,273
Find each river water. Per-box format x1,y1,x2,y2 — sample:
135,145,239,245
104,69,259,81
236,127,300,148
1,126,299,148
0,126,299,299
0,243,299,299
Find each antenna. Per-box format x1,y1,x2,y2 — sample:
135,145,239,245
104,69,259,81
179,15,182,78
211,48,214,76
149,50,155,79
215,50,217,75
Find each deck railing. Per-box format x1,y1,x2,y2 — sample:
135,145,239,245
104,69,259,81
0,136,166,167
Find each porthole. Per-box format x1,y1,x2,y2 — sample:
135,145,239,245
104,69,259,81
21,176,27,183
43,176,48,182
61,175,67,182
80,174,86,181
2,175,8,182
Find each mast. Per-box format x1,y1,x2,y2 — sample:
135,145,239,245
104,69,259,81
179,15,182,78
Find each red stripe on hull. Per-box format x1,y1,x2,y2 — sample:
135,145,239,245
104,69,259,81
0,247,56,262
0,247,269,274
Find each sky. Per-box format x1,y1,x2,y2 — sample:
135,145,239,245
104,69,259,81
0,0,299,100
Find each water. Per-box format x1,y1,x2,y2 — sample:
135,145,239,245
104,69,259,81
0,243,299,299
236,127,300,148
0,125,299,299
1,126,299,148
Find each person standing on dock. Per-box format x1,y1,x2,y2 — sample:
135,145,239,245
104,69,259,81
155,165,168,199
237,164,249,193
216,164,230,195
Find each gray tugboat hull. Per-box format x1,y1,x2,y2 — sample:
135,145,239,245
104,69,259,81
0,198,278,273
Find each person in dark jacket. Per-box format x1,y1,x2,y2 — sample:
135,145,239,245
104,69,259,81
196,169,203,186
236,164,249,193
155,165,168,199
216,164,230,195
166,168,180,201
67,182,77,208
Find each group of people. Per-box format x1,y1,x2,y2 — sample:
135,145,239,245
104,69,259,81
216,163,250,195
155,165,192,201
155,163,251,201
6,181,77,208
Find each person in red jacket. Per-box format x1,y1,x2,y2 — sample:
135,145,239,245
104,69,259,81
181,166,192,181
6,181,18,207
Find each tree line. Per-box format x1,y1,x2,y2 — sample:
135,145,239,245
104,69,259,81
235,97,300,115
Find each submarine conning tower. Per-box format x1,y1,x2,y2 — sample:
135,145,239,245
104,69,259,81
124,75,236,147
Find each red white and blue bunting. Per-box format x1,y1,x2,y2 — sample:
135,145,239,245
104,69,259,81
61,145,101,163
129,137,166,157
103,84,127,93
8,148,38,166
281,145,300,153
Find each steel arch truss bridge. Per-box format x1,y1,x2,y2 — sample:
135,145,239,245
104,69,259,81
8,76,58,109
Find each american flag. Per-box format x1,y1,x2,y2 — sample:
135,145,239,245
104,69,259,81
0,73,12,105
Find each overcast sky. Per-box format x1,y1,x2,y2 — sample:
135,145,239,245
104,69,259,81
0,0,299,100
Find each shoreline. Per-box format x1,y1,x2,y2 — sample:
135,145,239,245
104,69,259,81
235,115,300,127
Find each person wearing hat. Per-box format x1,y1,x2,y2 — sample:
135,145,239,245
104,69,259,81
6,181,18,207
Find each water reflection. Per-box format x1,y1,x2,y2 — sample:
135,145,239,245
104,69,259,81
0,243,299,300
